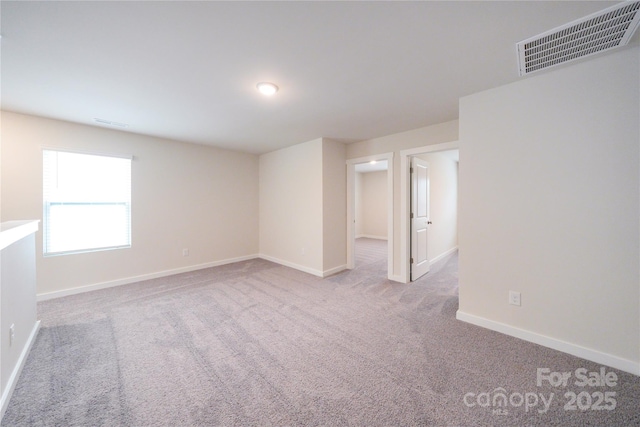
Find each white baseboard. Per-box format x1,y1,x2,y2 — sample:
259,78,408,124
258,255,347,278
37,254,259,301
322,264,347,277
1,320,41,420
389,274,405,283
258,254,324,277
456,310,640,376
356,234,387,240
430,246,458,264
37,253,347,301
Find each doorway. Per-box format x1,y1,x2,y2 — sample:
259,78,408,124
346,153,394,280
401,142,459,283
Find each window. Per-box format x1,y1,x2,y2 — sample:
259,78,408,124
43,149,131,256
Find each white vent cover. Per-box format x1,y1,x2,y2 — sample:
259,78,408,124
517,1,640,76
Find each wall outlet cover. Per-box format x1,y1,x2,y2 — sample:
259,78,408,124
509,291,521,306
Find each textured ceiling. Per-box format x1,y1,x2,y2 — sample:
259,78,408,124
0,1,623,154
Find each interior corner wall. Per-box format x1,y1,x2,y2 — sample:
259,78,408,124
259,138,324,275
417,152,457,261
0,111,260,297
322,138,346,273
458,47,640,373
346,120,459,278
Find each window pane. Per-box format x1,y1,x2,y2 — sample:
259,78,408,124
43,150,131,255
47,204,130,253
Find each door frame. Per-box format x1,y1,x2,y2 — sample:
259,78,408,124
346,152,394,279
400,141,459,283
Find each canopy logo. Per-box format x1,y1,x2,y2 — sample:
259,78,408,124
463,388,553,415
463,367,619,416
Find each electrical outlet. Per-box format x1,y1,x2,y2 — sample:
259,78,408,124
509,291,521,306
182,248,189,257
9,324,15,346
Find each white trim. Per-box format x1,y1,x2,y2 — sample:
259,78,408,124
41,146,133,160
258,254,324,277
389,274,404,282
37,253,346,302
322,264,348,277
1,320,41,420
400,141,459,283
356,234,388,240
0,221,39,251
37,254,259,301
430,246,458,265
456,311,640,376
346,153,394,281
258,255,345,278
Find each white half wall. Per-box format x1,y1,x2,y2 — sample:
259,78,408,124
1,111,260,296
0,221,40,418
457,47,640,374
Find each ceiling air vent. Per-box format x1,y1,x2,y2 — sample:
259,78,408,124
93,118,129,128
517,1,640,76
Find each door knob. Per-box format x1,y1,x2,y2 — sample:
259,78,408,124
427,221,432,225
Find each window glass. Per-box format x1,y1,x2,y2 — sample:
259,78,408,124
43,149,131,256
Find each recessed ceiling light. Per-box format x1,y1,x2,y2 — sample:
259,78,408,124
256,82,278,96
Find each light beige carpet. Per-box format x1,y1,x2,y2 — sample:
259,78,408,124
3,245,639,426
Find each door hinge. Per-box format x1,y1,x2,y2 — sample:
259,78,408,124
410,213,414,219
410,167,413,173
410,257,414,264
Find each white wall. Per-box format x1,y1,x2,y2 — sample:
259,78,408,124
457,47,639,374
417,152,457,262
357,171,387,239
259,138,324,274
322,139,347,273
1,111,260,297
259,137,346,277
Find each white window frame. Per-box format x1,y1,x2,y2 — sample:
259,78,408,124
42,148,132,256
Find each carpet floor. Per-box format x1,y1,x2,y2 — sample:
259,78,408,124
3,239,639,426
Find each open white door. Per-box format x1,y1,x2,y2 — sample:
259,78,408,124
410,157,430,281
